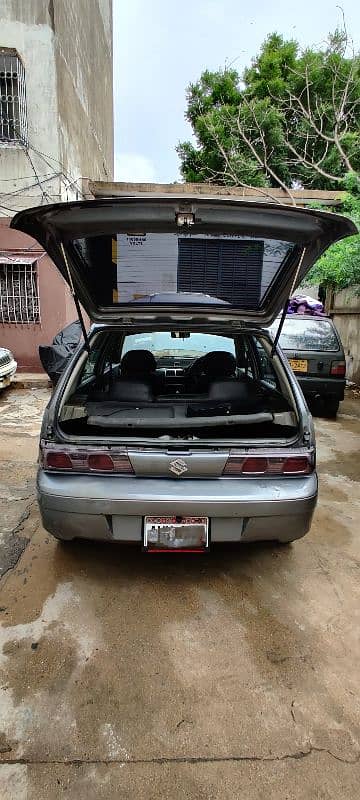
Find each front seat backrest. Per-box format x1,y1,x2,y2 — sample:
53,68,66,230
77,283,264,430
121,349,156,377
201,351,236,380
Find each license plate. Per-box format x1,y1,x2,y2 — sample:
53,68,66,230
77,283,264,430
143,516,209,552
289,358,308,373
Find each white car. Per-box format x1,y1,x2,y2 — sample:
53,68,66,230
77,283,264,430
0,347,17,390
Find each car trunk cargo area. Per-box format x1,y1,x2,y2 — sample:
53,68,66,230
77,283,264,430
58,328,299,443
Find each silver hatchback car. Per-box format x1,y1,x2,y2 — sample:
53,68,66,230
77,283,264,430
12,195,356,551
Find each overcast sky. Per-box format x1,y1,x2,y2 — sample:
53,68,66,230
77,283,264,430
113,0,359,184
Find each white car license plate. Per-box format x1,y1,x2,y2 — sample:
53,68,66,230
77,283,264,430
143,516,209,552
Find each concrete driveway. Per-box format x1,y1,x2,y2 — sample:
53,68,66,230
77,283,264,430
0,386,359,799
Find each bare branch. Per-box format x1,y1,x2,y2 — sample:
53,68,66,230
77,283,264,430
283,33,358,175
237,100,296,204
286,139,343,181
202,117,285,204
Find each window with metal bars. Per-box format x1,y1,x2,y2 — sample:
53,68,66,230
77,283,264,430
0,262,40,323
0,48,28,145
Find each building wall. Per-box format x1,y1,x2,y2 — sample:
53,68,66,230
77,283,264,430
0,219,75,371
327,286,360,384
0,1,61,210
0,0,113,370
53,0,113,186
0,0,113,208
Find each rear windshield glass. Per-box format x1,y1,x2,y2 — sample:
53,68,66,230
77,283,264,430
122,332,236,360
71,233,296,309
270,317,340,352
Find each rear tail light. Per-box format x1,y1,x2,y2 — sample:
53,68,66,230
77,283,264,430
330,361,346,377
88,453,114,471
242,457,268,474
41,443,133,474
46,452,73,470
223,452,313,476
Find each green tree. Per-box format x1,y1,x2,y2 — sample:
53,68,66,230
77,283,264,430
307,174,360,289
177,29,360,192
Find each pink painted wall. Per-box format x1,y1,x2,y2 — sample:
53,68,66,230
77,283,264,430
0,217,77,372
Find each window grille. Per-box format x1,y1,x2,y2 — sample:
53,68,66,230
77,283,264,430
0,49,28,145
0,262,40,323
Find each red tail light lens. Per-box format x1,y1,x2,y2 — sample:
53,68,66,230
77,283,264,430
88,453,114,471
330,361,346,377
242,457,268,474
223,453,313,476
46,452,73,469
282,456,310,474
42,444,133,474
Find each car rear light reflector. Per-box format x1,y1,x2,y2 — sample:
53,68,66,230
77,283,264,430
282,456,310,474
42,444,133,474
88,453,114,471
46,452,73,470
242,457,268,474
223,454,313,476
330,361,346,377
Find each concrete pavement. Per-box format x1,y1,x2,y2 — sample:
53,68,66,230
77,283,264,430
0,387,359,798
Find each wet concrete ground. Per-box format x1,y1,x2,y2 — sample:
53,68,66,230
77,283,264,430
0,387,359,799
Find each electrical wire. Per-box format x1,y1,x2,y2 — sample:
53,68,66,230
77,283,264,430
25,149,53,203
6,121,89,201
0,173,62,198
0,201,20,213
0,172,55,181
25,138,88,199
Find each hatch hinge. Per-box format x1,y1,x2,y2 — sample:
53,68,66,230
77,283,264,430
270,247,306,358
60,242,91,354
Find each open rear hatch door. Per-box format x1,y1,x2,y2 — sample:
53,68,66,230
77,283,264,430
11,195,356,326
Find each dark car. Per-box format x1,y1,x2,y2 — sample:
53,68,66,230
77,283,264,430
269,315,346,417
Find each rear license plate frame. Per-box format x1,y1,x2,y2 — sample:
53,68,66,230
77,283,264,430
143,516,209,553
288,358,308,373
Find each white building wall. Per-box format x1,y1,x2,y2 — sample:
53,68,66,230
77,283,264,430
0,17,63,214
0,0,113,217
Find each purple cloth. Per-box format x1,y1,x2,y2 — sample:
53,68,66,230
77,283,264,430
287,295,325,316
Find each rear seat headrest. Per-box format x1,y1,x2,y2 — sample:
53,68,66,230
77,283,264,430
208,379,255,402
108,379,153,402
202,351,236,378
121,349,156,377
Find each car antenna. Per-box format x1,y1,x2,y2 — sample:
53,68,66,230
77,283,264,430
60,242,91,354
270,247,306,358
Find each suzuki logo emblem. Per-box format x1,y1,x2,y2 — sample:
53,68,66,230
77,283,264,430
169,458,188,476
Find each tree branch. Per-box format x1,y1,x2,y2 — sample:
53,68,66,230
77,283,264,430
236,101,296,204
203,118,285,204
286,139,343,181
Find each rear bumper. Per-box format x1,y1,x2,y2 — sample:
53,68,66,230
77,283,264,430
38,470,318,544
296,376,345,401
